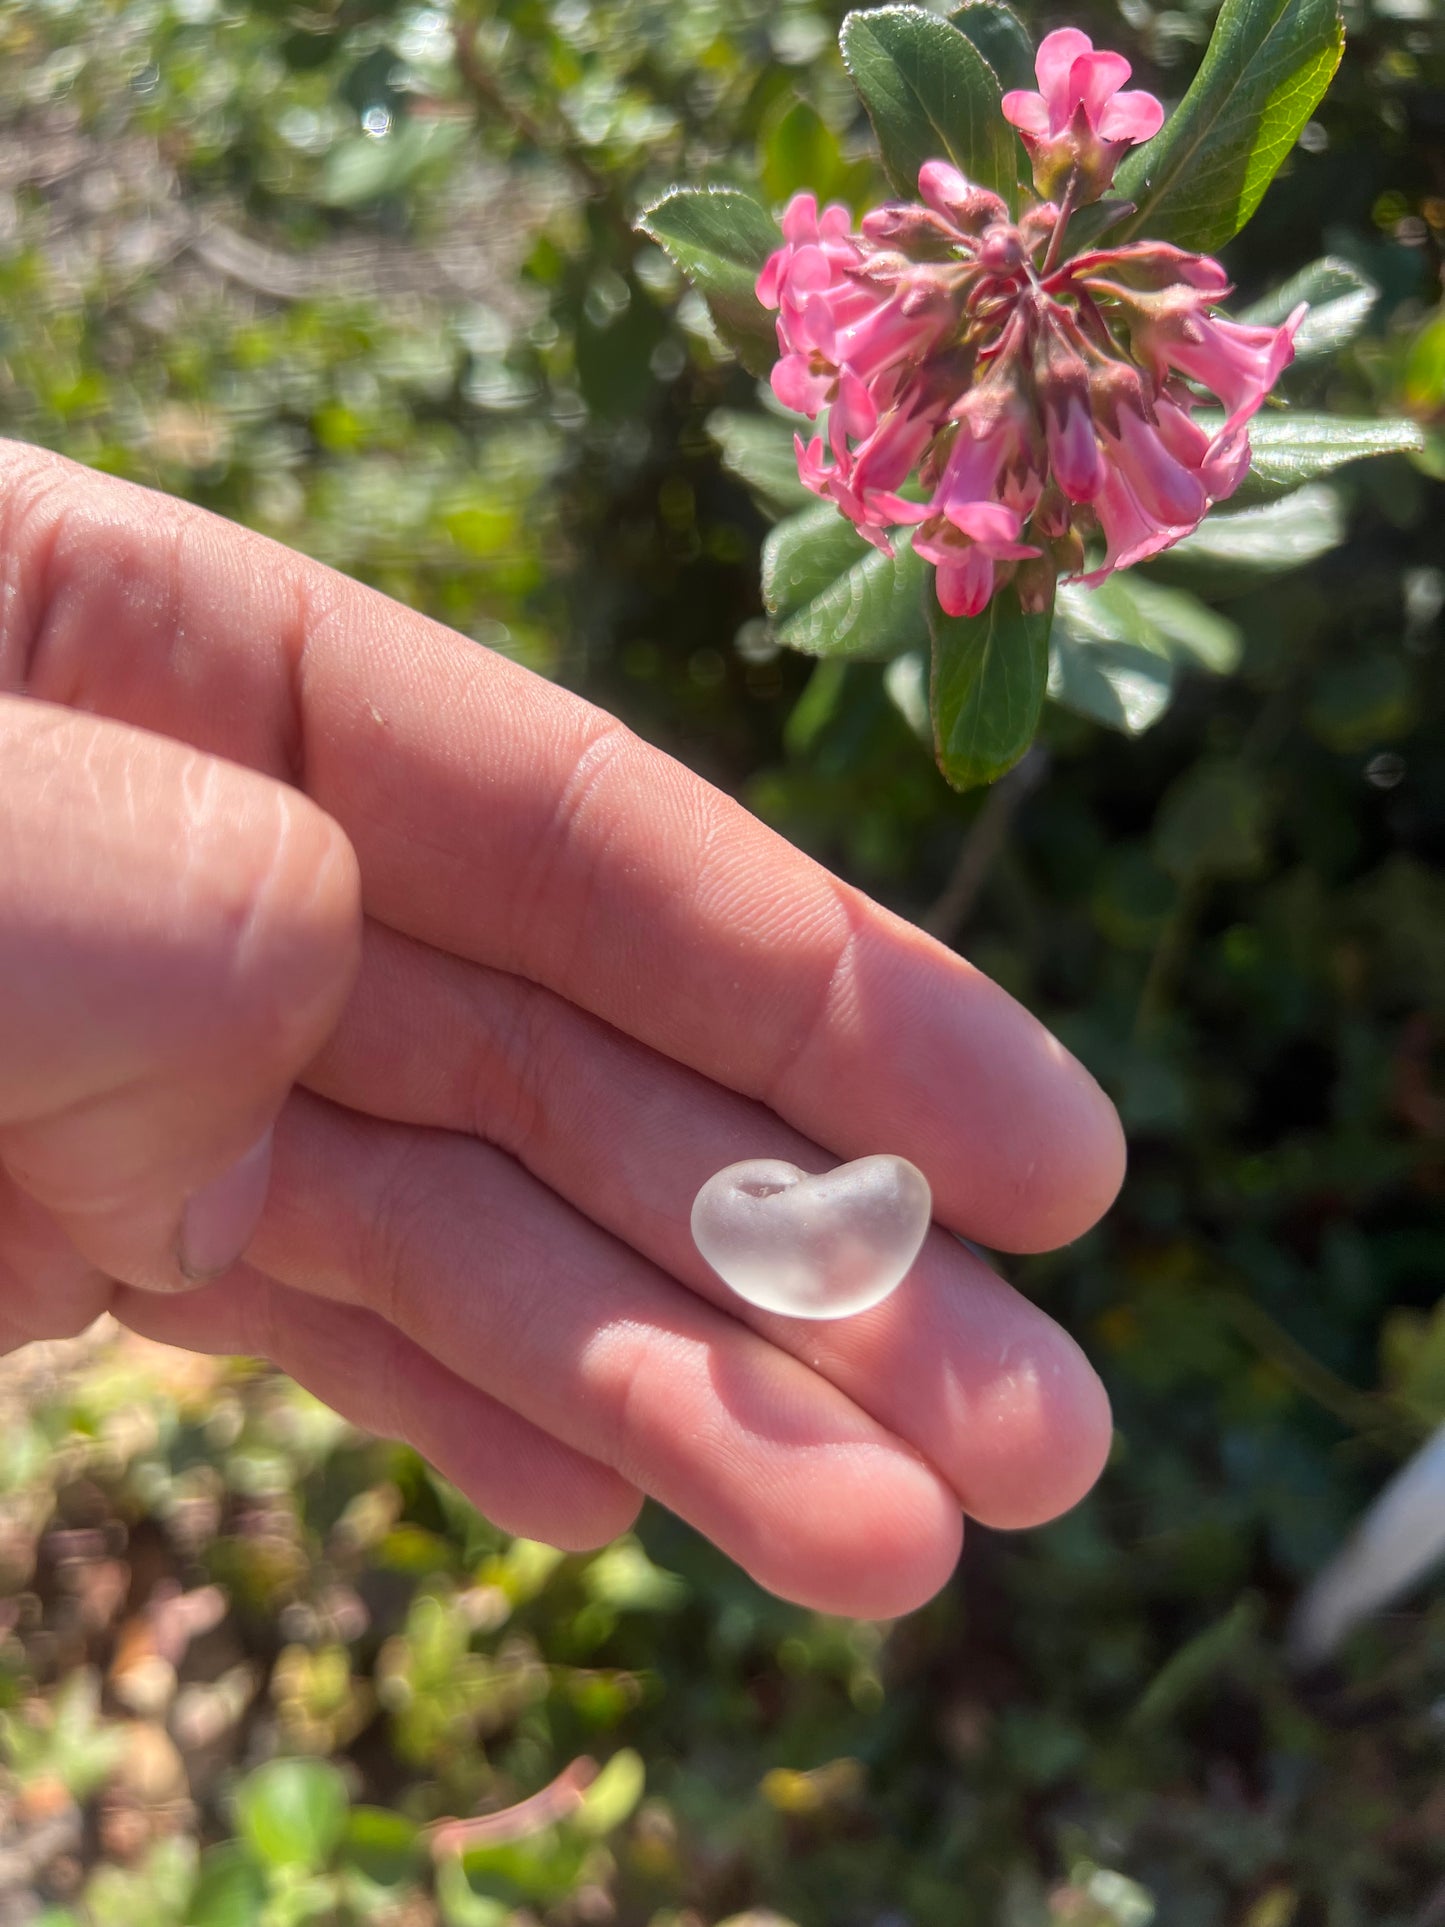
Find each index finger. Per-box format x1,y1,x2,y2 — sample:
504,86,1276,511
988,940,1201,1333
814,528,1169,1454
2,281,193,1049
0,444,1124,1250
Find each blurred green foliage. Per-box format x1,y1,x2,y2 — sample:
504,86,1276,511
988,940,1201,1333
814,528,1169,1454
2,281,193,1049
0,0,1444,1921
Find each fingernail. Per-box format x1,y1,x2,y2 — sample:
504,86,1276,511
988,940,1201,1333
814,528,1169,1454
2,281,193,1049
178,1128,274,1281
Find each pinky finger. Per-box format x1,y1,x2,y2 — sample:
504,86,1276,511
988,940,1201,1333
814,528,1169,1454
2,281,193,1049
112,1268,643,1553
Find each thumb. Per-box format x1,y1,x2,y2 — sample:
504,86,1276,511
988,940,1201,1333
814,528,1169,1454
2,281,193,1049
0,697,361,1292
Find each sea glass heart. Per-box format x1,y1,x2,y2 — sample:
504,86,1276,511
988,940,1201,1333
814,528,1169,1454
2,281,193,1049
690,1155,933,1320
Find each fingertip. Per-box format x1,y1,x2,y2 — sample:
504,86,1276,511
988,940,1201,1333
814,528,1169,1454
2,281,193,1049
956,1319,1114,1530
738,1448,964,1620
997,1058,1128,1254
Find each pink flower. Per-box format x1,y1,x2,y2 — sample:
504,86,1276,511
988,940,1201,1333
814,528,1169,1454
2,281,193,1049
1078,463,1194,586
755,193,856,309
1134,299,1307,441
759,191,958,421
756,72,1306,627
1002,29,1164,201
915,501,1040,618
936,377,1043,523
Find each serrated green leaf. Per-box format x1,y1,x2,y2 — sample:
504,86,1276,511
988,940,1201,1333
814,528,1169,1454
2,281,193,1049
1227,412,1425,502
948,1,1035,95
1239,256,1378,362
1148,484,1344,581
707,409,813,517
840,6,1020,205
636,188,781,375
1115,0,1344,254
930,585,1052,787
765,507,929,660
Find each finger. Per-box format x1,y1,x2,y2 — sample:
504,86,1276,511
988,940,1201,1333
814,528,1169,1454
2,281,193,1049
0,1164,115,1347
249,1091,965,1618
113,1271,642,1553
0,697,360,1290
306,923,1112,1530
1,446,1123,1252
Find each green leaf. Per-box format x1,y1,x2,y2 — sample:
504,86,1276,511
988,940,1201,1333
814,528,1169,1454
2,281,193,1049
1114,0,1345,254
1147,484,1344,583
1051,580,1166,735
764,506,929,660
1124,577,1244,673
1404,311,1445,415
1227,413,1425,502
759,96,865,208
320,119,469,208
187,1844,268,1927
1048,573,1242,735
840,6,1020,205
1050,581,1174,735
235,1759,349,1875
339,1808,423,1888
1049,627,1174,737
948,1,1035,94
572,1750,646,1838
707,409,813,518
636,188,781,375
1238,256,1377,362
930,584,1052,787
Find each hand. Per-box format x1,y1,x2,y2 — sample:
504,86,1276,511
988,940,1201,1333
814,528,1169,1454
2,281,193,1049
0,443,1124,1618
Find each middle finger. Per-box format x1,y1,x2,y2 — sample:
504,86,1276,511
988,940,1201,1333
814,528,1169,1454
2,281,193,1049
302,923,1113,1535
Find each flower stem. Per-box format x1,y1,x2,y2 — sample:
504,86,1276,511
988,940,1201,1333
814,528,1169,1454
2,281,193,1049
1039,168,1082,278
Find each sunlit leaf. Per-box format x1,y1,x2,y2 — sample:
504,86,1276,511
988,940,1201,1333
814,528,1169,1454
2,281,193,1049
573,1750,646,1837
636,187,781,375
235,1758,349,1874
840,6,1021,204
1239,256,1378,361
1148,484,1344,581
1231,413,1426,501
1115,0,1344,253
763,505,929,660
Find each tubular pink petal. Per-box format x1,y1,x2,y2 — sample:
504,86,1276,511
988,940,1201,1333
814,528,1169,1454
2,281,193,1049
938,547,997,617
1109,411,1208,527
1048,395,1105,502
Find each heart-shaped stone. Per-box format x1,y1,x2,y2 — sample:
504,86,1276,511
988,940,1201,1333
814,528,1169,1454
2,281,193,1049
690,1155,933,1320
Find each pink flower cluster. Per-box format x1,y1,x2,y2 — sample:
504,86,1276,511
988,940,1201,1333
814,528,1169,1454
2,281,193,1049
755,30,1305,620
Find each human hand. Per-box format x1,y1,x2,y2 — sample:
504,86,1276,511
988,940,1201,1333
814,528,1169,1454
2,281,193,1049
0,443,1124,1618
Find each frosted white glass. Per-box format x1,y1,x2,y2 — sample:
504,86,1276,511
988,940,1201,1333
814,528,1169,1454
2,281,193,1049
690,1154,932,1320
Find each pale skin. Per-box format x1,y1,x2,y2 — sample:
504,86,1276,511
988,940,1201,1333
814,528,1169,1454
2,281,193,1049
0,442,1126,1620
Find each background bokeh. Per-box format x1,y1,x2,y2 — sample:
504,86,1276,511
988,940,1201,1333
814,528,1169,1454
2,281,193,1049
1,0,1444,1921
